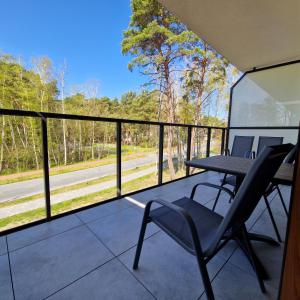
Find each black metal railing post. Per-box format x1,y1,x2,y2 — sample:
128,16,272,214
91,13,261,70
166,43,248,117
116,121,122,197
41,116,51,220
225,128,230,151
186,126,192,176
221,128,226,155
158,124,164,185
206,127,211,157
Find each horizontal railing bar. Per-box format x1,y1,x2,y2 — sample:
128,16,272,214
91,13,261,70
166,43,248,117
0,108,225,130
1,109,298,130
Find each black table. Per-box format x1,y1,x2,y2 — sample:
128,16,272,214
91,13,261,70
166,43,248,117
185,155,294,186
185,155,294,279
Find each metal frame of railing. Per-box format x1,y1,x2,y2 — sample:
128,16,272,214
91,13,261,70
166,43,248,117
2,108,297,236
0,108,227,235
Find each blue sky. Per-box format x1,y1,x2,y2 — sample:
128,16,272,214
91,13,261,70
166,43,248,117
0,0,146,98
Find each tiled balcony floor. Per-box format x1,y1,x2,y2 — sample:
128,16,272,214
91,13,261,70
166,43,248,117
1,171,291,300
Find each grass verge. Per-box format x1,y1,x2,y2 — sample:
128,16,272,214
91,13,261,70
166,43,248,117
0,172,159,231
0,146,155,185
0,163,157,209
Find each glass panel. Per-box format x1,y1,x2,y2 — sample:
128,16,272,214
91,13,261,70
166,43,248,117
0,116,46,232
48,119,116,216
210,129,223,156
189,127,207,174
231,63,300,128
163,126,187,182
230,62,300,149
121,124,158,194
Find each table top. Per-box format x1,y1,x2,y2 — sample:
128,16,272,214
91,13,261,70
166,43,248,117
185,155,294,185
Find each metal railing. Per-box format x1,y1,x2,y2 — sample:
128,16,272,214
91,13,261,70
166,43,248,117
0,108,226,234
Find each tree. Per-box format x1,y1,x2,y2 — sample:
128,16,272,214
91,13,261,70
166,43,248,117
182,41,228,158
122,0,198,179
0,54,57,172
32,56,55,111
57,60,68,165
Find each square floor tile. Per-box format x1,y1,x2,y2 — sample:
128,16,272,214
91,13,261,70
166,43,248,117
48,258,154,300
76,199,132,223
268,189,291,218
200,262,278,299
228,241,284,291
0,254,14,300
0,235,7,255
7,215,83,251
88,207,159,256
10,225,113,300
119,231,226,300
249,208,287,242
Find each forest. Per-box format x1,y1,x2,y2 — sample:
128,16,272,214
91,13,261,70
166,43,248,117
0,0,237,179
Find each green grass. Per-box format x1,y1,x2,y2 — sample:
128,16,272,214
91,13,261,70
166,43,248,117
0,145,156,185
0,163,157,209
0,163,188,232
0,208,46,230
0,171,158,231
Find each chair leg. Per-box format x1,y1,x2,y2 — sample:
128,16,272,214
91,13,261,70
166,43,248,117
275,185,288,217
212,174,227,211
133,210,150,270
240,226,266,293
195,255,215,300
263,196,282,242
228,186,237,204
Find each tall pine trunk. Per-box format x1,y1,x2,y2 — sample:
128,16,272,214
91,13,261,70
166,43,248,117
166,85,176,179
0,116,5,173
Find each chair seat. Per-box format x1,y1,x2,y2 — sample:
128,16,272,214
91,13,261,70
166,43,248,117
223,175,236,187
149,197,223,255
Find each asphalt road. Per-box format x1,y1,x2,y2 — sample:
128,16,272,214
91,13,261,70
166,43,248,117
0,153,157,202
0,166,157,218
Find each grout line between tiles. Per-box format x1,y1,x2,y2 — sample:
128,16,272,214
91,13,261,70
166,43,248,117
42,255,116,300
85,222,158,300
6,236,16,300
7,222,86,254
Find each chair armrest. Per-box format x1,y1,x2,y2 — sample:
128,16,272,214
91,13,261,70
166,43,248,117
190,182,235,200
145,199,192,221
145,199,203,253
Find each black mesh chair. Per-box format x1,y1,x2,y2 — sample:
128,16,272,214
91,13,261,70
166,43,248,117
254,136,284,158
214,135,254,206
213,135,285,242
133,144,293,300
224,135,254,158
265,144,296,217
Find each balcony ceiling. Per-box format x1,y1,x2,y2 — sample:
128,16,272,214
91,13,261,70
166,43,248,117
159,0,300,71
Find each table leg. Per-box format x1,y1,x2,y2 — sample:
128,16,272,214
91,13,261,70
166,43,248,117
235,231,269,280
248,233,279,246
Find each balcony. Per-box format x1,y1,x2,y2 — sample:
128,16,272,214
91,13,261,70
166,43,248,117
0,60,299,300
0,0,299,298
1,170,290,299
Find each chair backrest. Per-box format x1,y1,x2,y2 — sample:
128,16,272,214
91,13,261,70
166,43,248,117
257,136,283,156
207,143,293,256
283,144,297,164
231,136,254,158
